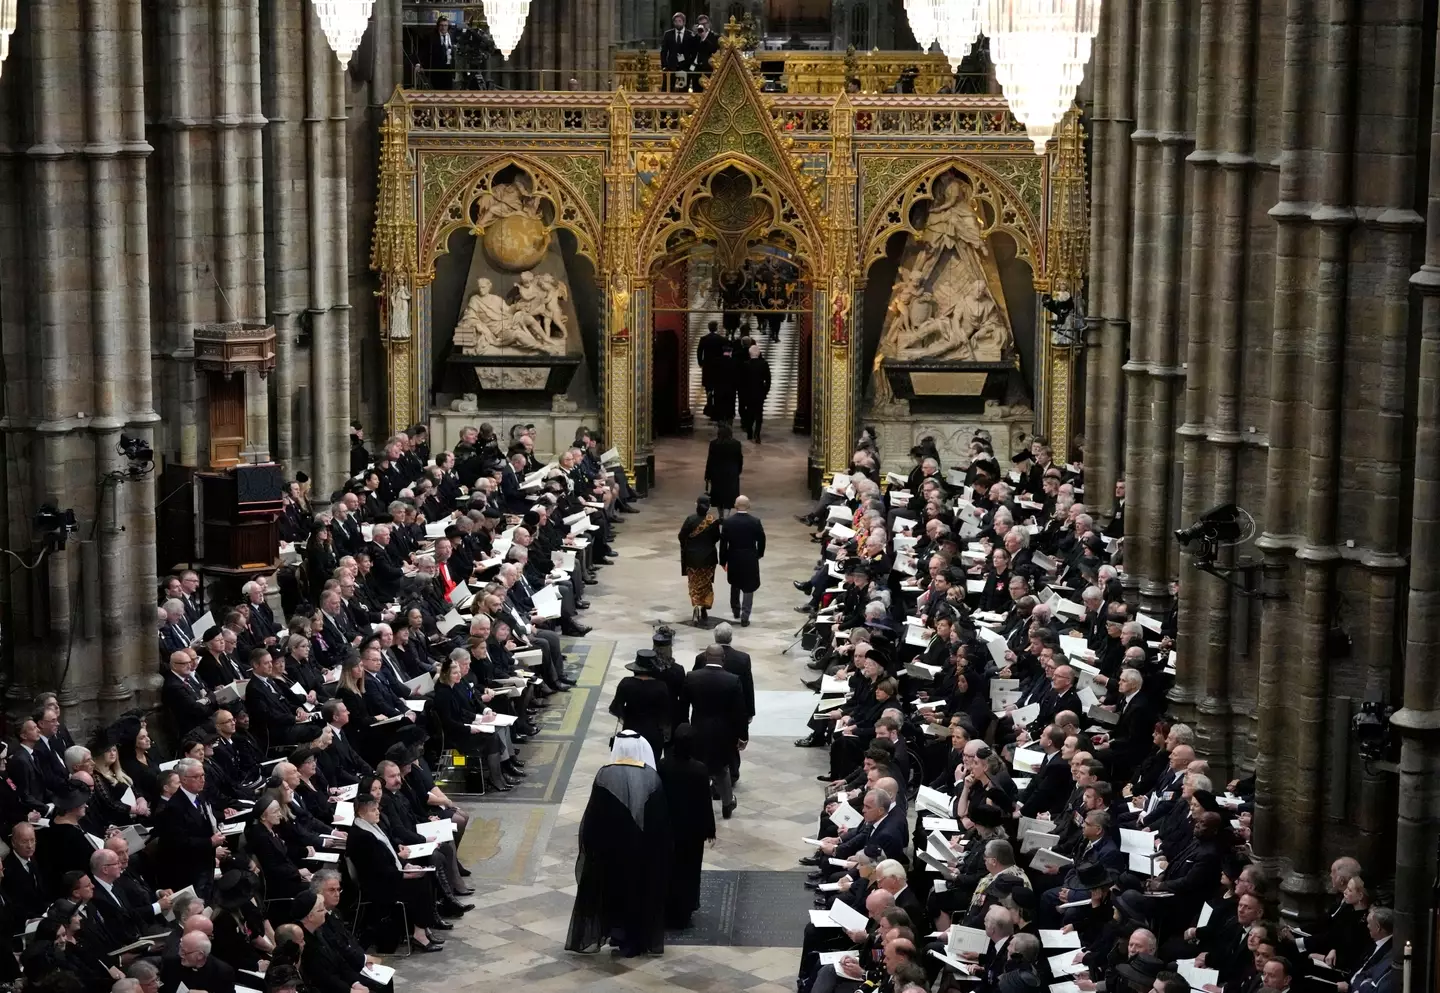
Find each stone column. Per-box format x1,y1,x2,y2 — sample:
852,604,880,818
1393,6,1440,962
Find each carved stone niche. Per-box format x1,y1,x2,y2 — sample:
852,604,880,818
193,321,277,378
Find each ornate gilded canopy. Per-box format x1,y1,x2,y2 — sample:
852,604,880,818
370,24,1087,480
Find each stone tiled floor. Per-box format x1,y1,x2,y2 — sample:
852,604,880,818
396,432,831,991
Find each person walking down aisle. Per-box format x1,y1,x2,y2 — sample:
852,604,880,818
565,732,671,958
696,321,727,420
739,344,771,442
705,423,744,518
719,495,765,626
657,724,716,929
678,494,723,624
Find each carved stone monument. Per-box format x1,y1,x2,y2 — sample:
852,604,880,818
446,173,583,394
873,172,1016,407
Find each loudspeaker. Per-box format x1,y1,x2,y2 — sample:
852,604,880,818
234,463,286,505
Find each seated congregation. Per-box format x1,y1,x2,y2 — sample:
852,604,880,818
0,421,640,993
780,430,1392,993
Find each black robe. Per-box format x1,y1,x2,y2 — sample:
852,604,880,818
657,753,715,928
565,761,672,955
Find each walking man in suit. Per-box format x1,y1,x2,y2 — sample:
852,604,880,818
719,495,766,626
694,623,755,781
685,646,748,819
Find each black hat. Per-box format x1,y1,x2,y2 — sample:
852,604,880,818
1074,859,1117,889
1116,955,1173,988
295,471,309,484
522,511,541,529
214,869,253,909
626,650,661,674
967,803,1003,828
862,844,884,860
652,626,675,647
52,790,90,815
1005,883,1039,919
203,626,223,643
998,970,1042,993
1012,451,1033,465
384,742,419,767
1193,789,1223,814
482,506,504,520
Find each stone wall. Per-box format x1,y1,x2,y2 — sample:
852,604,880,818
0,0,403,726
1083,0,1439,946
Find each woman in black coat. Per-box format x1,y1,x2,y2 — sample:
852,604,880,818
608,652,675,760
304,523,339,602
656,724,716,929
678,494,722,623
244,790,311,911
433,655,517,791
703,423,744,515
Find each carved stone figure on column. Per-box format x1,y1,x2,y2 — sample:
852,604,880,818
387,278,412,340
534,273,570,338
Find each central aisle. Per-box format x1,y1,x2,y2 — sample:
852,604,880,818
407,432,835,993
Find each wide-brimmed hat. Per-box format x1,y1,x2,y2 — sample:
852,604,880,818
1074,860,1117,889
626,650,661,674
967,803,1003,828
52,790,90,815
214,869,253,910
1116,954,1173,988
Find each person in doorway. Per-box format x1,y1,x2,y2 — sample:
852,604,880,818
696,321,728,420
718,495,765,626
705,423,744,518
679,494,722,624
739,344,772,443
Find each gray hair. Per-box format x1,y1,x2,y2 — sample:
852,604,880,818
308,868,342,891
874,859,907,883
1132,929,1158,953
388,501,409,516
241,581,261,597
169,893,199,924
1188,773,1213,794
864,601,886,621
1120,667,1143,688
112,981,141,993
126,961,160,982
984,904,1015,935
1168,723,1195,745
175,757,203,779
449,648,469,664
713,622,733,645
1082,585,1102,603
1010,932,1041,962
984,839,1015,866
1370,907,1395,934
163,598,186,616
372,524,390,539
867,787,895,810
1121,621,1144,640
63,745,91,772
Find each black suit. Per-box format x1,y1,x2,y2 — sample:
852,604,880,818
162,671,216,736
2,853,49,921
154,789,222,894
9,746,48,807
717,511,766,620
1019,751,1073,819
317,725,373,787
683,665,747,808
1104,691,1162,782
32,738,70,796
161,952,236,993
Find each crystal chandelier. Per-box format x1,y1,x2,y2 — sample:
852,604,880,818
933,0,984,73
310,0,375,69
483,0,532,60
984,0,1102,154
0,0,15,80
903,0,941,54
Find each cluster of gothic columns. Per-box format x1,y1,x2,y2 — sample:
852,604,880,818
0,0,400,721
1081,0,1440,950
